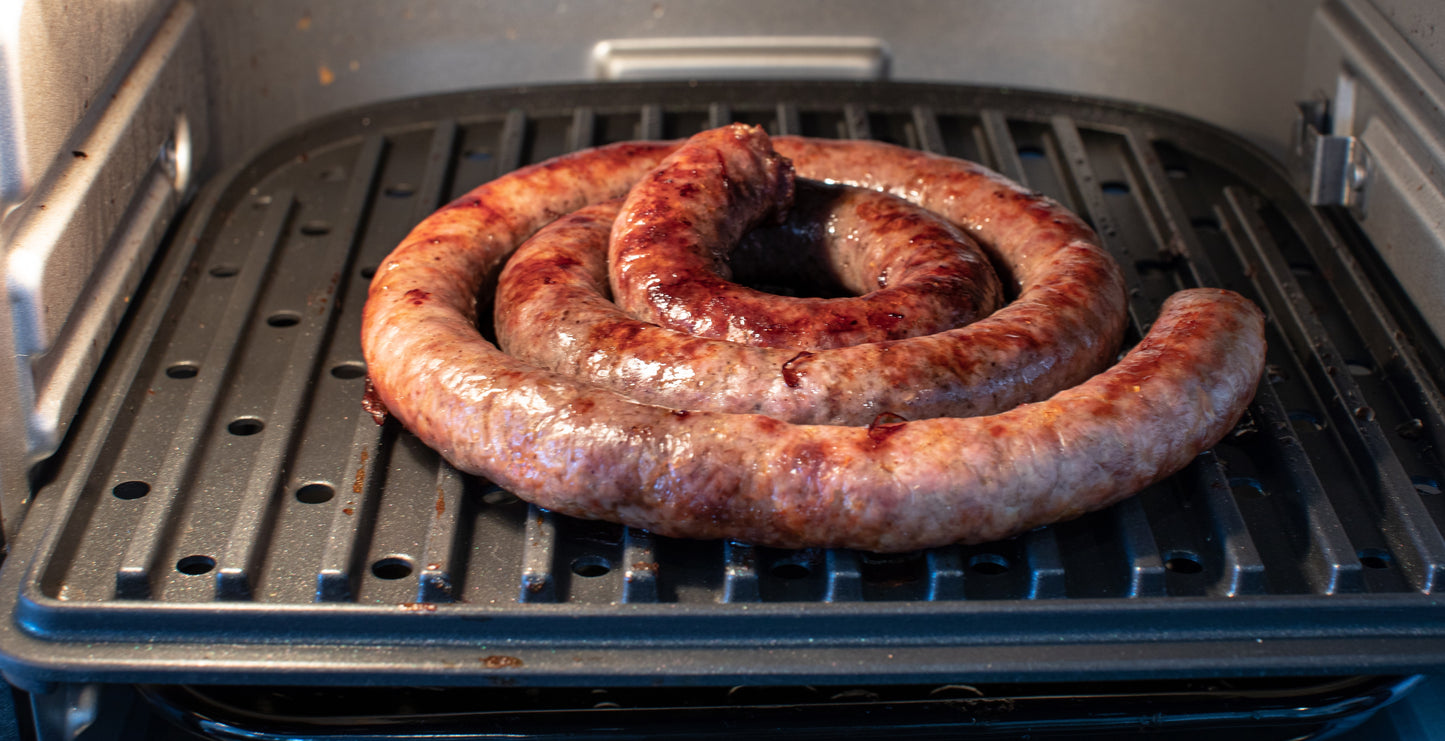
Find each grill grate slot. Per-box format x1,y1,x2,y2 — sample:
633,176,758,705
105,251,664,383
637,104,664,141
924,548,965,600
518,505,558,604
6,82,1443,685
909,107,945,156
1223,187,1445,593
841,103,871,141
706,103,731,131
568,108,596,152
1121,131,1222,290
1113,500,1167,597
114,189,298,600
720,540,760,603
417,464,466,603
218,136,386,601
1187,450,1269,597
1248,379,1365,594
1021,529,1067,599
620,528,659,604
1049,120,1157,331
979,110,1026,184
315,417,387,602
774,102,801,137
823,550,863,602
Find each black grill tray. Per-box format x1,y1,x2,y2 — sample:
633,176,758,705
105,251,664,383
1,81,1442,689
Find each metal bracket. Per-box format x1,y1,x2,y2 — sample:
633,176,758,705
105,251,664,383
1292,98,1371,211
0,1,208,543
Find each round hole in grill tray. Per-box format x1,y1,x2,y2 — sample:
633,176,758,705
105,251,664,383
1413,477,1441,496
860,551,923,585
1358,548,1392,569
227,417,264,436
1228,477,1268,498
295,483,334,504
1134,258,1177,277
1190,216,1221,233
1100,180,1130,195
165,363,199,379
1016,145,1045,159
1288,409,1325,432
384,182,416,198
209,264,239,278
267,312,301,328
112,481,150,500
1396,418,1426,440
967,553,1010,576
479,487,518,506
330,362,366,380
1164,550,1203,574
769,556,812,580
176,555,215,575
463,148,492,161
1346,360,1374,376
571,555,612,578
299,220,332,236
371,556,415,580
359,265,377,279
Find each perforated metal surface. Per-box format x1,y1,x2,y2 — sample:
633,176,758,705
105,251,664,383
0,82,1441,688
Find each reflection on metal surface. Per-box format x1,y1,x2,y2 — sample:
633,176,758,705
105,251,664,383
592,37,889,81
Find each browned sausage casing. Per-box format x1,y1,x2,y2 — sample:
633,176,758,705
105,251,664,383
491,131,1126,424
606,125,1001,350
369,281,1263,550
495,188,1007,423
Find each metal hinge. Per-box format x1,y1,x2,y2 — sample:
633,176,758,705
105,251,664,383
1291,97,1371,211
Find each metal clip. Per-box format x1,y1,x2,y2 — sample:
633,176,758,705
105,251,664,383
1292,99,1370,210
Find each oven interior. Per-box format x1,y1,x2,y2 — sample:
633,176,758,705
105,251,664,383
1,1,1443,738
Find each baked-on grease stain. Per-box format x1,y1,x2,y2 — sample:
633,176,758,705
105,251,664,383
361,378,389,424
353,450,369,493
782,351,815,388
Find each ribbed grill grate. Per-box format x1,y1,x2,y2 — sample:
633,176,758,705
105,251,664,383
1,82,1441,686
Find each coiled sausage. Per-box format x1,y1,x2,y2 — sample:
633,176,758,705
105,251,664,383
361,125,1265,551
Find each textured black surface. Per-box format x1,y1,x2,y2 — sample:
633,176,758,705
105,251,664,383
0,81,1441,688
136,676,1421,740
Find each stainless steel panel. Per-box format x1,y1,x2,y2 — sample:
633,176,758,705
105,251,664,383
193,0,1323,168
0,0,173,207
1301,0,1445,341
0,1,208,539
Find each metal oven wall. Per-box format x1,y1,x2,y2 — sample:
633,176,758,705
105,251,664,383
191,0,1326,169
